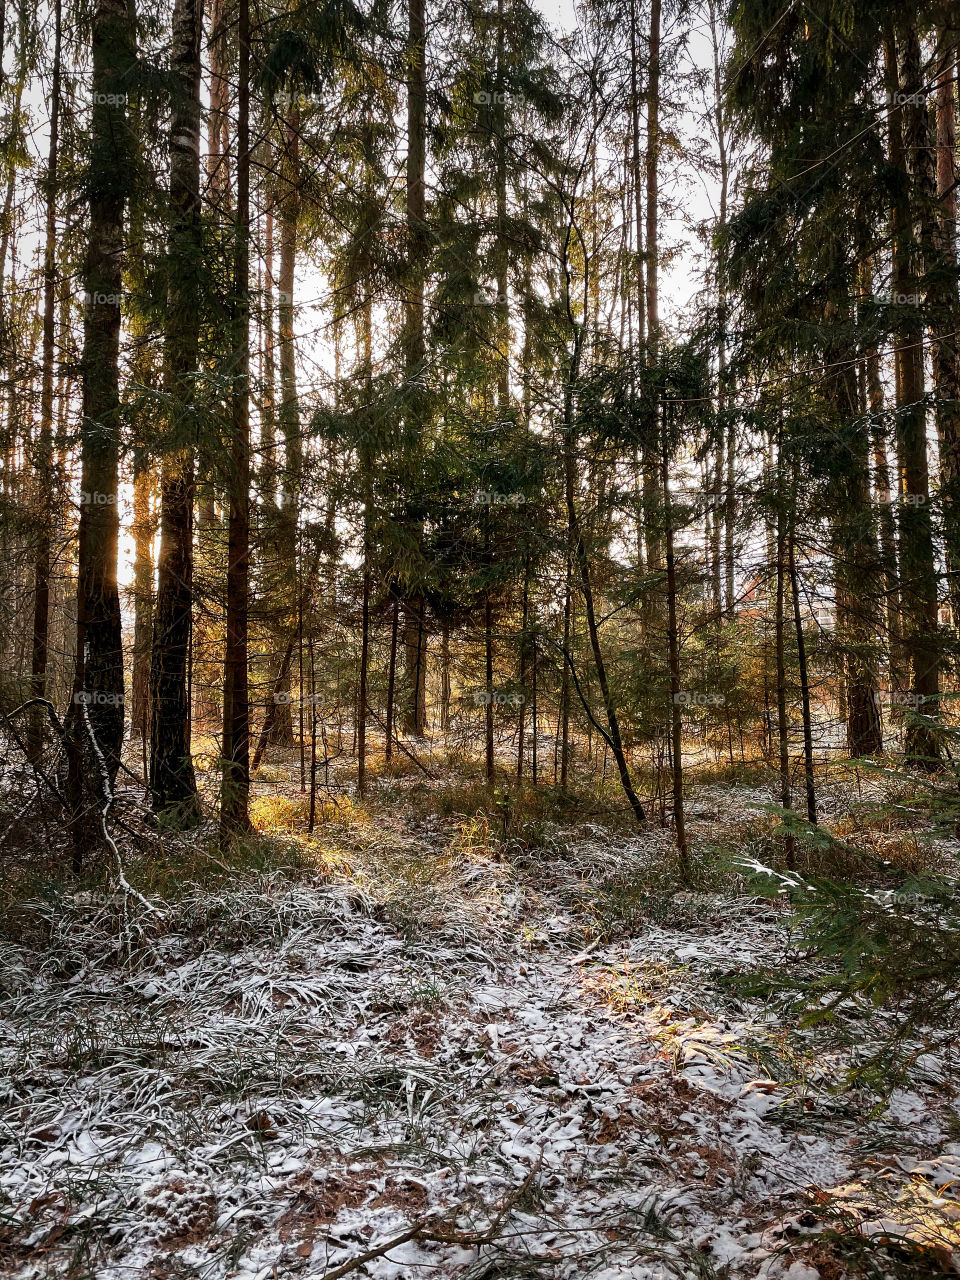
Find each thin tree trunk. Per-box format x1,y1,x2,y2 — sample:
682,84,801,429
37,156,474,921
516,562,529,780
251,549,322,770
28,0,62,759
531,641,538,784
262,202,277,502
709,0,731,615
931,32,960,625
130,460,154,739
440,619,451,732
220,0,251,839
485,585,495,787
357,227,375,792
495,0,509,407
645,0,660,358
401,0,428,735
641,0,663,570
273,101,301,744
863,259,903,677
0,0,27,294
774,441,794,869
788,517,817,825
662,411,690,879
358,554,371,796
192,0,229,731
628,0,645,352
559,553,571,789
402,600,427,734
385,593,400,762
308,636,318,831
564,368,646,827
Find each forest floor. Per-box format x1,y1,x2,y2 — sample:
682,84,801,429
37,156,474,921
2,758,960,1279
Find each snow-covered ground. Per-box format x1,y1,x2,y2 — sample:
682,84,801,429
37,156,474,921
1,803,959,1278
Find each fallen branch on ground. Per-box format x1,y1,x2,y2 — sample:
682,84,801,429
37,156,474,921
319,1154,542,1279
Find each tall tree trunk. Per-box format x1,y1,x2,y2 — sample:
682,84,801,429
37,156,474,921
564,343,645,827
206,0,231,205
495,0,509,408
662,412,690,879
401,0,428,735
192,0,230,730
531,641,538,784
402,600,427,734
724,416,736,609
516,562,529,780
774,440,794,869
0,0,28,296
788,514,817,825
70,0,134,845
357,553,371,796
559,552,571,789
628,0,646,353
28,0,62,760
830,332,883,757
262,202,277,501
886,28,941,764
130,459,154,741
485,583,495,787
641,0,663,571
863,259,903,678
440,618,451,731
385,593,399,762
220,0,251,838
150,0,202,818
357,298,373,797
645,0,660,359
709,0,732,615
931,31,960,626
272,101,301,744
250,550,321,770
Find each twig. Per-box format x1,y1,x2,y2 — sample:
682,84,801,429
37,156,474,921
319,1155,542,1280
365,706,437,780
76,699,160,917
0,698,68,805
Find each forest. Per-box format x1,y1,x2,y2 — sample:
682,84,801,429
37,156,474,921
2,0,960,1274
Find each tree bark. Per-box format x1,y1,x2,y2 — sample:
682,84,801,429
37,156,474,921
662,411,690,878
564,342,645,827
401,0,428,735
70,0,135,854
130,459,154,740
774,440,794,869
28,0,62,760
931,31,960,625
516,562,529,780
885,28,941,764
150,0,202,819
559,553,571,789
357,297,374,796
788,516,817,825
220,0,251,838
485,583,495,787
863,259,903,679
385,593,400,762
273,101,301,743
628,0,646,352
830,340,883,758
439,619,451,732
